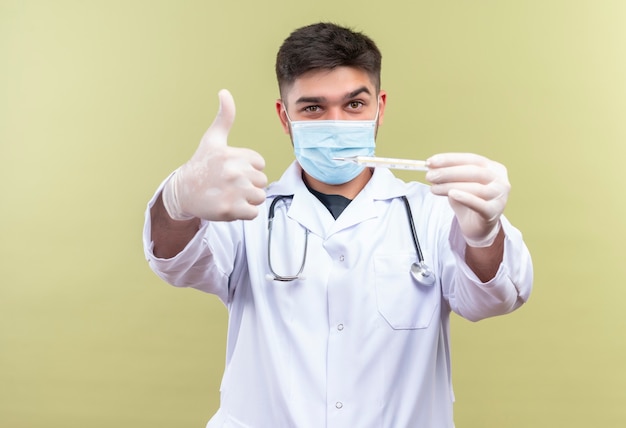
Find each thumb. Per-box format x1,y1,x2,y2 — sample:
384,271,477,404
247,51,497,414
201,89,236,148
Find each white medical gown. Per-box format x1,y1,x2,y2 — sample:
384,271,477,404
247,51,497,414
143,162,533,428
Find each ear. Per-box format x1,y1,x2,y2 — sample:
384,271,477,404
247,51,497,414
275,99,291,134
377,90,387,126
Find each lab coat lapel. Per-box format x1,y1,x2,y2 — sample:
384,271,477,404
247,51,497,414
329,193,377,235
267,162,409,238
329,168,407,236
267,162,334,238
287,191,334,238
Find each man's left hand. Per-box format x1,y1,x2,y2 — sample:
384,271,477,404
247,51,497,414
425,153,510,248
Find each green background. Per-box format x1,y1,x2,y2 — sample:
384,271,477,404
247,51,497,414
2,0,625,426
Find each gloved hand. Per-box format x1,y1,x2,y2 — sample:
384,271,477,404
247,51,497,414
425,153,510,247
162,89,268,221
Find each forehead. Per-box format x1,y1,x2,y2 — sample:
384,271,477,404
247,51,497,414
283,66,377,104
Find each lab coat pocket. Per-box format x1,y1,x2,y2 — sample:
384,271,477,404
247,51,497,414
374,254,439,330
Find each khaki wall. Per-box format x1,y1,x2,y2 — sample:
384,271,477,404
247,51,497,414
1,1,625,426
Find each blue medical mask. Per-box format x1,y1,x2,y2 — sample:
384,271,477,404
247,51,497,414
287,110,378,185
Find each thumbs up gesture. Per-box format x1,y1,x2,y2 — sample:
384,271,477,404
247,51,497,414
162,89,268,221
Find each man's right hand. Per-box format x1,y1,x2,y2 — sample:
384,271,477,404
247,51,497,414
162,89,268,222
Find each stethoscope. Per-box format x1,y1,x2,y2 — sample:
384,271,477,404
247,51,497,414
266,194,436,286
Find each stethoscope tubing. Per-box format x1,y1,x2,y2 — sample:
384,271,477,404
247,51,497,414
267,195,308,281
266,194,433,284
401,195,425,262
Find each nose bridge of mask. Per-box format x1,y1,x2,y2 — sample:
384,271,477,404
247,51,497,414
291,120,376,149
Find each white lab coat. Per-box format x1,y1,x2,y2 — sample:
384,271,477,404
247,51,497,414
143,162,533,428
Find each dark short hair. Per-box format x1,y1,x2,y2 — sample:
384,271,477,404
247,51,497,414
275,22,382,96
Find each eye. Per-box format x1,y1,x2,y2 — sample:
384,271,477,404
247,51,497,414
304,105,320,113
348,101,364,109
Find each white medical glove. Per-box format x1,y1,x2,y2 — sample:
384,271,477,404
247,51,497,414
425,153,510,247
162,89,268,221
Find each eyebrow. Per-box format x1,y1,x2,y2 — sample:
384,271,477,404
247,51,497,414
294,86,372,105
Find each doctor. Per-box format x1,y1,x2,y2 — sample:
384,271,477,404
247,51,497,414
144,22,533,428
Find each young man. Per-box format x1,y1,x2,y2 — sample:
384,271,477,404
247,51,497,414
144,22,533,428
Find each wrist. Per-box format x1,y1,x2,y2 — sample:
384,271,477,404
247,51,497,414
161,169,195,221
464,221,501,248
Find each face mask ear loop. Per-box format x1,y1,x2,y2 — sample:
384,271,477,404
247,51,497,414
374,96,381,123
283,104,297,141
282,103,293,124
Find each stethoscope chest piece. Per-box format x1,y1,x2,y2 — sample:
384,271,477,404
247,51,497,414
401,195,437,287
410,261,436,287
